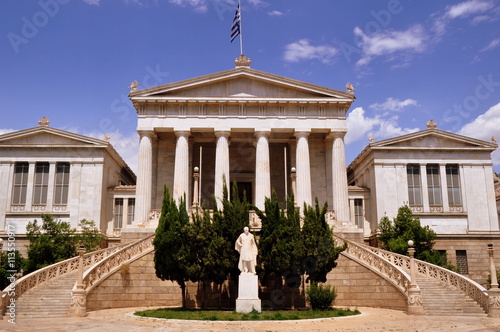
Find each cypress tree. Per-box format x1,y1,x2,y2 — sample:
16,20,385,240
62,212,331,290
301,198,346,283
153,187,189,308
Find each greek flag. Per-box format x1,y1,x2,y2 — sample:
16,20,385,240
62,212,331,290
231,4,241,42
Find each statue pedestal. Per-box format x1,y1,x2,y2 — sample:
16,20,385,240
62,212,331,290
236,273,261,313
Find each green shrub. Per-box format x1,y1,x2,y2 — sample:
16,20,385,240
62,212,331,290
306,282,336,310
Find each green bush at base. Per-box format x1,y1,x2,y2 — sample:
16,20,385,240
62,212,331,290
306,282,337,310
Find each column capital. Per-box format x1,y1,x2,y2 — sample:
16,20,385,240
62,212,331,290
255,130,271,138
174,130,191,138
215,130,231,138
137,130,156,139
327,130,348,139
294,130,310,139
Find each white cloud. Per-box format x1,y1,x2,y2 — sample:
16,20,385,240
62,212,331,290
433,0,496,39
283,39,338,64
345,107,419,144
444,0,494,19
83,0,160,7
459,102,500,170
268,10,284,16
459,103,500,141
354,25,427,67
82,0,100,5
83,130,140,173
167,0,265,13
370,97,417,112
480,38,500,52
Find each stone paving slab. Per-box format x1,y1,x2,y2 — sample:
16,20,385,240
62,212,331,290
1,307,500,332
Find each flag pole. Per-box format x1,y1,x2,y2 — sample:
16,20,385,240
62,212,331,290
239,0,243,55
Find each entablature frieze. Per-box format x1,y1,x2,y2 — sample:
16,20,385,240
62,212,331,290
133,99,350,119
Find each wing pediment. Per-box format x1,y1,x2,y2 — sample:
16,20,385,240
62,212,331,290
372,129,497,150
0,127,107,147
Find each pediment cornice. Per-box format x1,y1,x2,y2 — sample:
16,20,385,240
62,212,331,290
129,67,355,101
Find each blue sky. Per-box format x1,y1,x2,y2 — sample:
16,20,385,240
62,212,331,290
1,0,499,173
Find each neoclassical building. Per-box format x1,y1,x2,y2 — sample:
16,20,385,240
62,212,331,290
126,55,356,235
0,117,136,252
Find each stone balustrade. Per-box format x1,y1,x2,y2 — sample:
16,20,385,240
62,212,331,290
0,243,130,315
70,235,155,316
346,239,489,313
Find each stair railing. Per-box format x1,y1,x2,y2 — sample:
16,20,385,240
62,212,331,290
338,237,489,312
70,234,155,316
0,242,131,314
333,235,411,296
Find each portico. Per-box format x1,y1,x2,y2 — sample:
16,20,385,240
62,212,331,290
129,56,355,228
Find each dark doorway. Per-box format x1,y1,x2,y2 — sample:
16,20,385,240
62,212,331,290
232,182,252,204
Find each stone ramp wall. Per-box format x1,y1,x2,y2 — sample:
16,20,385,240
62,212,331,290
327,254,407,311
86,249,407,311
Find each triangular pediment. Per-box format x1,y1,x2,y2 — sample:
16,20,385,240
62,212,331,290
0,127,108,147
130,67,354,101
371,129,497,150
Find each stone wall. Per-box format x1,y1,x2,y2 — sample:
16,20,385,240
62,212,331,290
434,236,500,288
86,248,408,312
326,254,407,311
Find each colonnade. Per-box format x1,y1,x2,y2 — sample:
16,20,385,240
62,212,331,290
133,129,350,225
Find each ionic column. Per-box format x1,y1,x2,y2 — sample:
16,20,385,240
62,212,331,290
173,131,190,204
134,131,154,226
294,131,312,210
254,131,271,210
331,132,350,222
215,131,230,209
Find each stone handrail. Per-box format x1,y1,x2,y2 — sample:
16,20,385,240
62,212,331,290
346,240,489,312
79,234,154,293
333,235,411,296
0,242,131,313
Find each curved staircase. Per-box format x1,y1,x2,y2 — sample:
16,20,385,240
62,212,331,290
415,274,487,316
14,271,77,318
3,234,493,318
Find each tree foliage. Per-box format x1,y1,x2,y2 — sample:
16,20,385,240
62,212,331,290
25,214,77,273
24,215,104,274
153,186,190,308
0,250,24,290
302,199,346,283
378,205,452,268
213,181,251,284
254,193,304,288
77,219,104,252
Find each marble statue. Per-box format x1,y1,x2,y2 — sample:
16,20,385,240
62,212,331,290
235,227,258,274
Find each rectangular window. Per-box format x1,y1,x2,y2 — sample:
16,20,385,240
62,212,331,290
12,162,29,205
54,163,70,205
426,164,442,206
354,199,363,227
127,198,135,225
446,165,462,206
114,198,124,229
456,250,469,274
33,162,50,205
407,164,422,206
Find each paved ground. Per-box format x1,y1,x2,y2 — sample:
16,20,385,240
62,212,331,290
1,307,500,332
